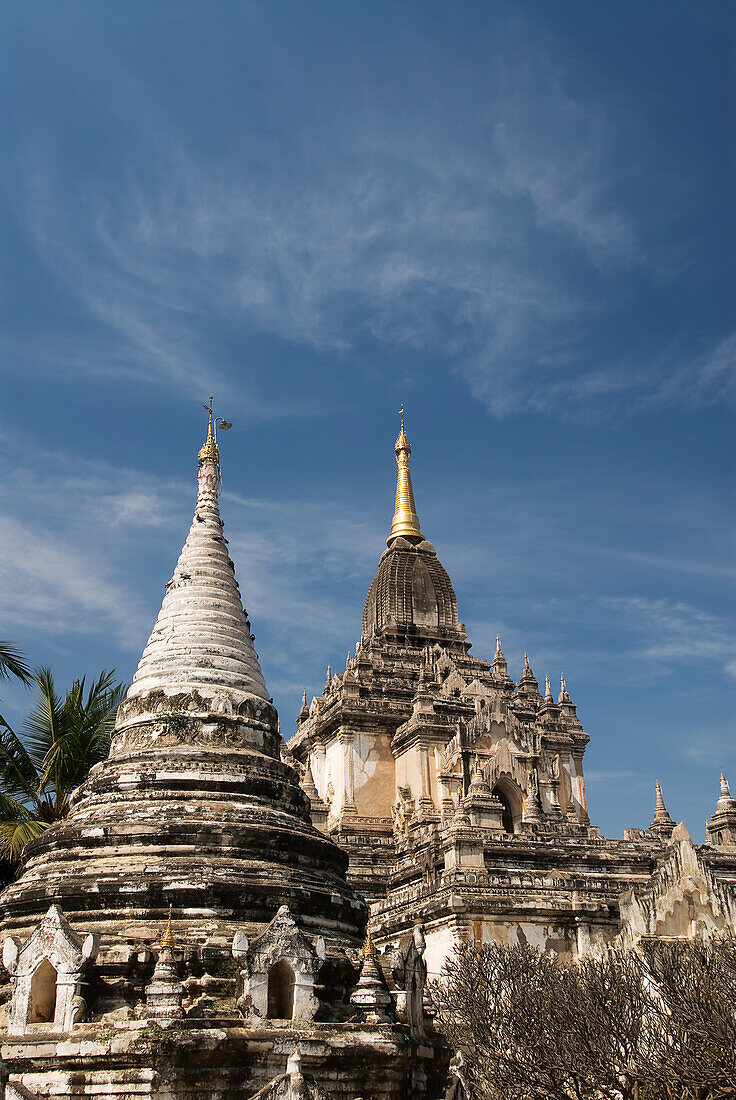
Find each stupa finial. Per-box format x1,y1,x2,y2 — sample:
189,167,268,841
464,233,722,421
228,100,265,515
198,396,231,469
362,926,377,957
160,904,176,950
650,780,675,833
199,396,219,467
388,408,423,545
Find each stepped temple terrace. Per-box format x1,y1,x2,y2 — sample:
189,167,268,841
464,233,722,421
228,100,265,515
1,409,734,1099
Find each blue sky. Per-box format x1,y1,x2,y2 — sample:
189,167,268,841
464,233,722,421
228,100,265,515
1,1,733,839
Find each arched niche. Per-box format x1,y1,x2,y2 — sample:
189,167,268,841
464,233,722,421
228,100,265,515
492,776,523,834
267,958,295,1020
4,905,97,1037
28,958,57,1024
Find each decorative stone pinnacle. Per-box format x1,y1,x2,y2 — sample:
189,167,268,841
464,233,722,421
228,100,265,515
388,410,423,545
160,905,176,950
493,634,509,676
650,781,675,833
362,926,377,957
714,772,736,813
544,675,552,701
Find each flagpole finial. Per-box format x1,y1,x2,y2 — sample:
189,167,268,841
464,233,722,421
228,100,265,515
199,396,220,467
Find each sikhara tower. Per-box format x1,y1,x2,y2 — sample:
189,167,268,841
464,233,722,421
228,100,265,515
289,417,736,978
0,409,441,1100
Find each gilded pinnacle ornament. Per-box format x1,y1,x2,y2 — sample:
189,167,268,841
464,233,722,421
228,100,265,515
389,408,423,544
198,395,232,469
160,905,176,951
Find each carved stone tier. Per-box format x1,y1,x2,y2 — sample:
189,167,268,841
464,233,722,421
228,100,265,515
0,697,364,952
1,438,367,981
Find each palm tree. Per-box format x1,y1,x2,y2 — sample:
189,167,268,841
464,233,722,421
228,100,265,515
0,668,125,862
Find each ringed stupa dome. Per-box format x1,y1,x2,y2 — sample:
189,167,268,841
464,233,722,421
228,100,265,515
0,404,366,952
362,417,463,642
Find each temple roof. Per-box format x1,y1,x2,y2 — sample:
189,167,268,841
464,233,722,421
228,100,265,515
126,409,269,703
362,537,461,639
362,418,461,640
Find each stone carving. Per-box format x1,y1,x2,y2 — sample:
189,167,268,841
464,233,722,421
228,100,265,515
392,787,415,845
618,825,736,949
350,935,393,1023
387,925,428,1038
3,905,97,1036
145,920,184,1021
523,766,543,824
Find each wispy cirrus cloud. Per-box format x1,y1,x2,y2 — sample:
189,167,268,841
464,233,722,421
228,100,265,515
602,595,736,677
0,513,151,650
5,19,730,422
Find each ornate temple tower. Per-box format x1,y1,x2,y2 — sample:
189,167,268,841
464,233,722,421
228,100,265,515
290,420,593,879
1,406,362,948
0,410,440,1099
290,419,736,975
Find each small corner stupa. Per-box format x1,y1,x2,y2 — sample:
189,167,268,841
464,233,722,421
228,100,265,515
0,404,440,1099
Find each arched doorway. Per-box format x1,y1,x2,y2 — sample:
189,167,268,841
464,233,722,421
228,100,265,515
492,778,522,834
28,958,57,1024
267,959,295,1020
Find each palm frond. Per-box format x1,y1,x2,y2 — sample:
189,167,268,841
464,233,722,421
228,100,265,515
0,790,35,819
0,791,49,861
0,642,32,687
0,816,49,862
0,666,126,828
38,670,125,812
0,714,43,805
22,667,65,768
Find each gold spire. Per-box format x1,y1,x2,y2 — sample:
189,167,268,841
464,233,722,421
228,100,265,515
198,396,220,467
388,409,423,545
362,926,377,957
160,904,175,950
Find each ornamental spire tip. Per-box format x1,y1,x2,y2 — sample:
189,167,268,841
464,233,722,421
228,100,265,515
388,409,423,545
160,904,175,950
362,926,377,958
199,395,220,467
